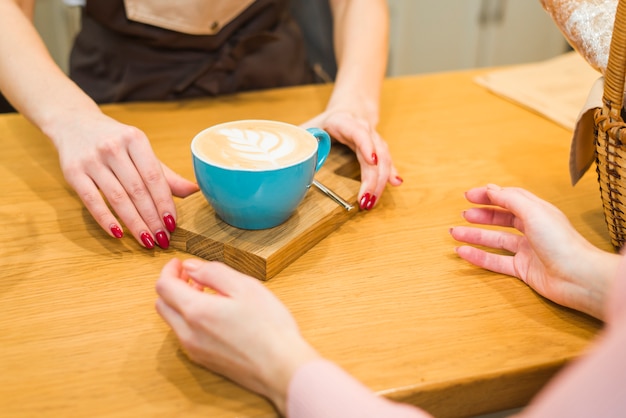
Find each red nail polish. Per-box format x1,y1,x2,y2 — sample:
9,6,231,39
359,193,371,210
155,231,170,249
163,214,176,233
372,153,378,165
395,176,404,184
110,224,123,238
365,194,377,210
140,232,155,249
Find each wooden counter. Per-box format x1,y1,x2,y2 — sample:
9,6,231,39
0,69,610,417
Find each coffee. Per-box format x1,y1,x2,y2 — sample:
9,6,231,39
192,120,317,170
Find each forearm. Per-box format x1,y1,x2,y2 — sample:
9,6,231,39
585,249,622,321
288,359,431,418
0,0,100,142
554,241,621,321
261,335,321,415
327,0,389,124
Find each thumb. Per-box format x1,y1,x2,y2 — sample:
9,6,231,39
485,185,539,219
182,259,254,296
162,164,200,197
160,257,184,279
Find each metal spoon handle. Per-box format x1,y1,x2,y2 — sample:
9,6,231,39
312,179,354,211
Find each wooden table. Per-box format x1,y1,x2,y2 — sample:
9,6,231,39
0,69,610,418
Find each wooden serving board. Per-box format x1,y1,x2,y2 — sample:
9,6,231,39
170,144,360,280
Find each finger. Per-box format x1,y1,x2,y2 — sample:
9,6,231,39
462,206,517,229
181,259,261,297
486,185,559,218
343,127,381,210
387,161,403,187
450,226,522,253
454,245,518,277
109,148,169,243
156,259,222,316
483,186,568,235
464,184,536,207
368,132,392,205
66,171,125,239
161,163,200,198
155,297,192,338
106,144,176,249
156,258,186,301
463,185,551,235
464,186,492,205
86,158,158,249
128,137,178,224
161,257,184,279
356,151,379,210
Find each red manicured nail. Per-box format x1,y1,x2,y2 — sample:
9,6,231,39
372,153,378,165
110,224,123,238
155,230,170,249
359,193,371,210
365,194,377,210
163,213,176,232
395,176,404,184
140,232,155,249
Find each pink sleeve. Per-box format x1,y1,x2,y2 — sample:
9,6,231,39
517,256,626,417
287,359,432,418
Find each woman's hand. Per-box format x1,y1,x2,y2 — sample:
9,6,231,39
450,184,620,320
302,109,402,210
54,111,198,249
0,1,198,249
155,258,320,414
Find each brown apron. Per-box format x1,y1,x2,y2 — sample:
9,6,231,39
69,0,315,103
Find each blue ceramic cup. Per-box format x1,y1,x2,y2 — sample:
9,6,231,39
191,120,331,230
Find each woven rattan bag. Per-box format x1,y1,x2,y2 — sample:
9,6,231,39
595,0,626,248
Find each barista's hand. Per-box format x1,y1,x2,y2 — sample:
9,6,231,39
155,258,320,415
450,184,620,320
54,111,198,249
302,109,402,210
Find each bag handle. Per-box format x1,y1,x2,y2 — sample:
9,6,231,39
604,0,626,118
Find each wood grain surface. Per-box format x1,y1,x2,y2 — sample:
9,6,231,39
0,69,610,418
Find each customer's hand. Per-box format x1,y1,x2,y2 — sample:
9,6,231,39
54,111,198,249
450,184,620,320
302,109,402,211
155,258,320,414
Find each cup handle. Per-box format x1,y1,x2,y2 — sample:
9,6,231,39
306,128,331,172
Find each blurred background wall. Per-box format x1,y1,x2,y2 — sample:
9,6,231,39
387,0,568,75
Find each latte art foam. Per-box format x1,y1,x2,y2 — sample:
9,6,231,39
193,121,317,170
